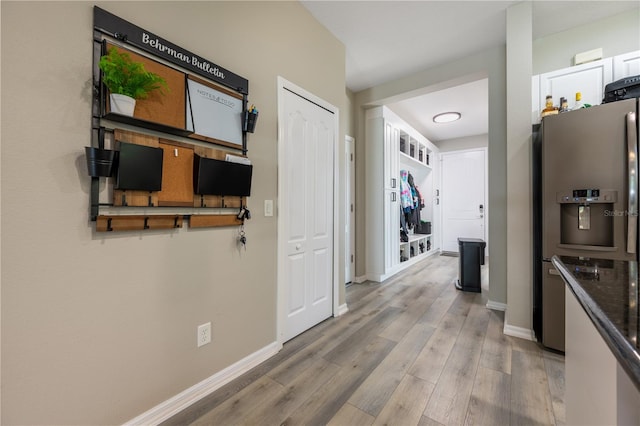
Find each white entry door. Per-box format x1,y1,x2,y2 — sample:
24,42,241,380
279,83,335,342
441,149,486,253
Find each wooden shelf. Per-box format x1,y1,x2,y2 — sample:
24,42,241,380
189,214,242,228
96,215,183,232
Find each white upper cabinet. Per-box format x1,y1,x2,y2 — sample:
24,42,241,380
613,50,640,80
538,58,612,111
533,50,640,124
383,121,399,191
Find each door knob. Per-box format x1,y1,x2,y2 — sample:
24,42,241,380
296,244,301,250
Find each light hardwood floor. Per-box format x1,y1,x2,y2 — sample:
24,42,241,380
163,254,565,426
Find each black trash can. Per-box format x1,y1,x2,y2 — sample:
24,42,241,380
455,237,486,293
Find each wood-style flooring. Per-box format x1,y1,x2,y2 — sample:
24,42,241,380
163,254,565,426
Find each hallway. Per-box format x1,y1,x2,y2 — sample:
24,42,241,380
164,255,565,425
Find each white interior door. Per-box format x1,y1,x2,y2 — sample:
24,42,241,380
442,149,486,253
279,85,335,342
345,136,355,284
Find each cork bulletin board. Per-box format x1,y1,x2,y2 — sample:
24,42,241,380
90,6,252,231
95,6,249,151
102,43,245,150
104,44,186,130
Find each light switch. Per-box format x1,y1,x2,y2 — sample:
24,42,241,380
264,200,273,217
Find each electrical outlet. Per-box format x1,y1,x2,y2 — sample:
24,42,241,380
197,322,211,347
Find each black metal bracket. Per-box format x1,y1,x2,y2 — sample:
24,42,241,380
242,94,248,156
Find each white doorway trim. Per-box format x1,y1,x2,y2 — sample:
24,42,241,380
276,76,341,345
345,135,355,285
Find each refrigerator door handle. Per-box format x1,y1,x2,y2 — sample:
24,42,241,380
627,111,638,254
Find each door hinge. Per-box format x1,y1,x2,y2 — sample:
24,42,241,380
350,153,354,162
351,254,354,263
351,204,354,213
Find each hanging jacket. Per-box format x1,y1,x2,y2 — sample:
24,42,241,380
407,172,419,210
399,170,413,211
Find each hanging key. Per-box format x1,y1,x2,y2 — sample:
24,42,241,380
238,226,247,249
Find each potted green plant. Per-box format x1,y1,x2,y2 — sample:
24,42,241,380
99,47,168,116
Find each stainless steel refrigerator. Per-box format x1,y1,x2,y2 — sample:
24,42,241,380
533,98,639,352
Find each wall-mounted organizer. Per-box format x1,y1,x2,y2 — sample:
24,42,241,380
89,7,256,232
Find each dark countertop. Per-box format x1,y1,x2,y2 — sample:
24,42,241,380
552,255,640,392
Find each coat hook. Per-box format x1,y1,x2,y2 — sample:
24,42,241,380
174,216,180,228
107,217,113,232
144,217,150,230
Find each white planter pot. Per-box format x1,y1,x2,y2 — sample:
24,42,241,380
109,93,136,116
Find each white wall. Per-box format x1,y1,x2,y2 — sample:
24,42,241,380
435,134,488,153
0,2,347,424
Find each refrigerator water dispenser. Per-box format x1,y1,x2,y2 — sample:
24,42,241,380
557,189,617,249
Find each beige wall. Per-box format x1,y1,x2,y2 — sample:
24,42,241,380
533,9,640,75
435,134,488,153
0,1,347,424
353,46,508,307
505,2,534,334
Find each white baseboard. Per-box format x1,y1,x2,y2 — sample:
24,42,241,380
503,323,536,341
335,303,349,317
353,275,367,284
486,300,507,311
365,273,385,283
123,341,282,426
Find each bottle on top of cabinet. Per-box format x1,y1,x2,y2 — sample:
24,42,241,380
559,97,570,113
541,95,559,118
573,92,584,109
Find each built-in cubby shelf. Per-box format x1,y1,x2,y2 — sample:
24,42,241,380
400,233,432,263
399,131,432,168
365,105,440,282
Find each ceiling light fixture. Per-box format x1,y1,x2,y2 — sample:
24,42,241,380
433,112,461,123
